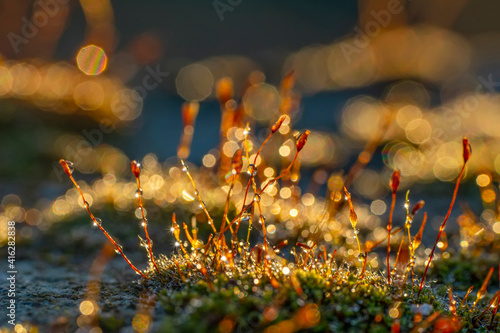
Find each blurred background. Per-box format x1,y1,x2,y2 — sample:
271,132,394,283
2,0,500,250
2,0,500,231
3,0,500,329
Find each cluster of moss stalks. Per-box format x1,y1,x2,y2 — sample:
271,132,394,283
136,251,496,333
58,110,499,332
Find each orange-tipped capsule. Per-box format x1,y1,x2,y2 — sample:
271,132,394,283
216,77,234,106
344,186,358,228
280,70,295,92
411,200,425,217
272,240,288,252
463,137,472,163
131,160,141,178
231,149,243,175
271,115,287,134
296,130,310,152
390,169,401,194
412,212,427,250
297,242,313,250
182,101,199,127
59,159,74,176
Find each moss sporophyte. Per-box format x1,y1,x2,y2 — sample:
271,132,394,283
59,73,499,332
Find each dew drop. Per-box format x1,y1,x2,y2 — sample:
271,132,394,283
93,217,102,226
241,212,251,222
193,240,204,249
114,244,123,254
65,160,74,174
247,164,257,177
353,228,360,235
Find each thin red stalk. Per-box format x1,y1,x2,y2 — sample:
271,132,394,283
386,169,400,285
181,159,217,234
478,290,500,320
469,267,494,318
60,160,147,279
133,164,160,274
234,116,286,237
234,131,273,237
219,181,234,243
387,191,396,285
224,152,299,233
418,164,466,296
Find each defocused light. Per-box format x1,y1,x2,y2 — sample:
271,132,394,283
264,167,274,178
280,188,292,199
279,145,291,157
10,63,40,95
433,157,460,181
301,193,315,206
266,224,276,234
371,200,387,215
222,141,239,157
397,105,422,128
476,174,491,187
481,189,496,203
327,42,376,88
111,89,143,121
176,64,214,101
353,169,383,198
202,154,216,168
342,96,387,141
74,81,104,110
76,45,108,76
0,66,13,96
405,119,432,144
493,222,500,234
79,300,95,315
242,83,280,122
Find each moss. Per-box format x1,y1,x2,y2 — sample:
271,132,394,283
422,252,500,292
98,314,125,332
155,266,497,332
